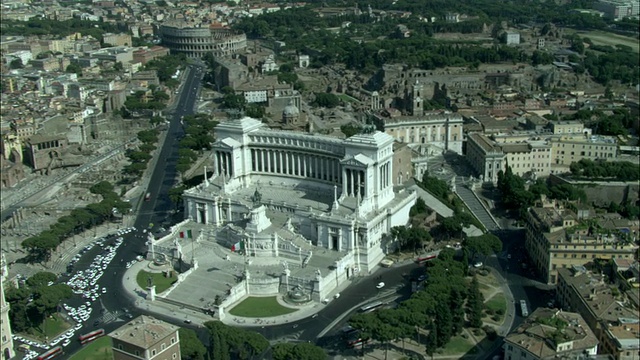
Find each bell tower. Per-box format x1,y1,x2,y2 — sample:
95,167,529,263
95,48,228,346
1,254,15,360
411,80,424,117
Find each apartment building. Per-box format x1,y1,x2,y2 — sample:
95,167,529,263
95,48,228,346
466,133,505,184
557,266,640,360
109,315,181,360
594,0,639,20
503,307,598,360
550,120,586,135
102,33,132,47
550,134,618,166
466,127,618,183
525,202,638,284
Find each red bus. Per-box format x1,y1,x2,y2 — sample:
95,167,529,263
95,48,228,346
37,346,63,360
347,335,371,348
79,329,105,345
415,253,437,264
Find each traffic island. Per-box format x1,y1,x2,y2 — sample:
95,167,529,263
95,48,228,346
135,269,177,294
228,296,297,318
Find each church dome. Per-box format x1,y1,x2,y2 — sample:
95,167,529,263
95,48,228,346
283,102,299,116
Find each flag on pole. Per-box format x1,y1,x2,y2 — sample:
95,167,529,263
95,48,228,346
231,241,244,252
179,230,192,239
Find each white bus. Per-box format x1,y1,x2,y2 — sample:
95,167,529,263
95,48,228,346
360,301,384,313
520,300,529,317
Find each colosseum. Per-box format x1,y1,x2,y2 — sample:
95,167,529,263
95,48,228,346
158,23,247,59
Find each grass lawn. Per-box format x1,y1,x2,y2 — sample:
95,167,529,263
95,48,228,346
69,336,113,360
565,29,639,53
228,297,297,318
484,293,507,313
338,94,360,103
439,335,476,356
136,270,177,294
28,313,70,341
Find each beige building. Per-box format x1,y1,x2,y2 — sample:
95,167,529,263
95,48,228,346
109,315,180,360
557,266,640,360
102,33,132,47
379,111,464,154
525,202,638,284
392,141,414,185
550,120,586,135
503,307,598,360
466,130,618,183
1,255,15,360
466,133,553,183
550,135,618,167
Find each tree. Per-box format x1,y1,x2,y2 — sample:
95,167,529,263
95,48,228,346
424,322,437,360
272,342,326,360
467,276,484,328
434,298,453,347
464,234,502,261
89,181,114,196
313,92,340,108
66,63,83,76
9,58,23,69
179,328,206,360
168,185,187,208
26,272,57,288
222,92,246,110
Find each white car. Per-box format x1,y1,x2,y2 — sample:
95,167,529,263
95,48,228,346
474,261,483,268
62,339,71,347
376,282,385,289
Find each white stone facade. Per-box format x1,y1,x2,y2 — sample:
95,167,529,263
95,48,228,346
183,118,417,273
380,112,464,155
1,255,15,360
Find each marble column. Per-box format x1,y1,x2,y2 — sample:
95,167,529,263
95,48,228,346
342,168,347,195
267,150,272,173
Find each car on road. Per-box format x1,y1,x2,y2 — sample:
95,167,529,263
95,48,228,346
376,282,385,289
473,261,483,268
184,319,192,324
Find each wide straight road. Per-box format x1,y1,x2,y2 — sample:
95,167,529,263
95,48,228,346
63,64,204,358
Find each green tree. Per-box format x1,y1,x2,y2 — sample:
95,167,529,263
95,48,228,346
26,272,57,288
424,322,437,360
434,297,453,347
66,63,83,76
89,181,114,196
222,92,246,110
467,276,484,328
9,58,23,69
314,92,340,108
464,234,502,261
179,328,206,360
